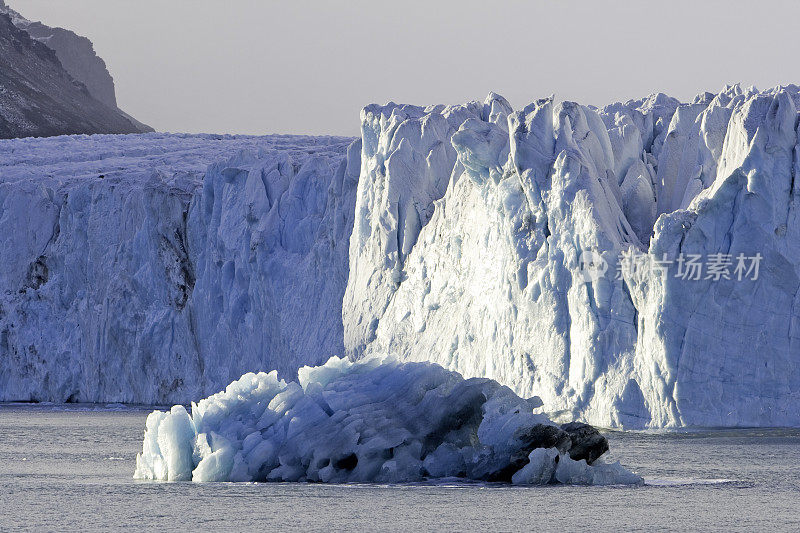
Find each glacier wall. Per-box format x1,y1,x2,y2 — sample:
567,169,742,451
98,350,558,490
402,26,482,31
2,86,799,428
344,85,800,428
0,133,358,403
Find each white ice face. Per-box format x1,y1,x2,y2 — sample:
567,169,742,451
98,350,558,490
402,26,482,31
344,85,800,429
134,356,642,485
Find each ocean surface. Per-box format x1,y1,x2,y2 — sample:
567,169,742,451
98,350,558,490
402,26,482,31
0,404,798,532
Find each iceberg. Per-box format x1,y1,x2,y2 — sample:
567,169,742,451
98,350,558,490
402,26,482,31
134,357,642,485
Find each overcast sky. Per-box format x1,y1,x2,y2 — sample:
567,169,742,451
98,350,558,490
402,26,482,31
9,0,800,136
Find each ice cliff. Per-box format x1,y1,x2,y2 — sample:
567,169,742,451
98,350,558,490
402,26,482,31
0,133,358,403
134,357,642,485
344,85,800,428
2,84,800,429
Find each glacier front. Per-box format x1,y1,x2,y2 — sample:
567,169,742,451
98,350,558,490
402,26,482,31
2,85,800,429
0,133,359,403
344,85,800,428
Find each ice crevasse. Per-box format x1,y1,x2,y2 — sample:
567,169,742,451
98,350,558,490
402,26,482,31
134,356,643,485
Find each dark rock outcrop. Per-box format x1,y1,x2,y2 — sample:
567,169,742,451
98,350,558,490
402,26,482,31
474,421,610,482
7,13,117,107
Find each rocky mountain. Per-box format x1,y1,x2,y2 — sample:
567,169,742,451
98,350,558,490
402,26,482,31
0,0,151,139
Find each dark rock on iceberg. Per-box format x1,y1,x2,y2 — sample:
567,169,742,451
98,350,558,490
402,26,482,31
561,422,609,465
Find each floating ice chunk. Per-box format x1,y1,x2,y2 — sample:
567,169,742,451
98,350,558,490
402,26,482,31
511,447,644,486
134,357,641,485
133,405,194,481
511,447,560,485
554,455,645,486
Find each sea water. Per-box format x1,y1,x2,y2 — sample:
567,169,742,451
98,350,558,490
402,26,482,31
0,404,798,531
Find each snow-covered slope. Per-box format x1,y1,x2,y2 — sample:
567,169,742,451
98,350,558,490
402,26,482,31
2,85,799,429
345,85,800,428
0,133,358,403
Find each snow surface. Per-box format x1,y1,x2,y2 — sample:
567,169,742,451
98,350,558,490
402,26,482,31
134,356,642,485
3,84,800,428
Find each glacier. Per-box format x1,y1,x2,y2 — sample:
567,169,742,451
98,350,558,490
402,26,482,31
2,84,800,429
133,356,642,485
0,133,358,403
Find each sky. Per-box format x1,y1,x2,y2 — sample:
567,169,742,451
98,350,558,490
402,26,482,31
8,0,800,136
